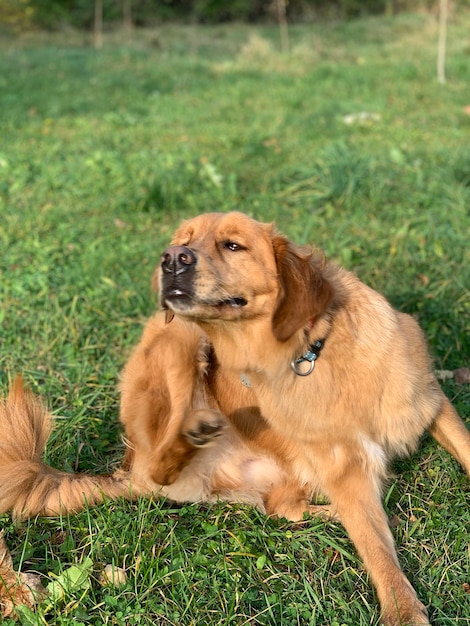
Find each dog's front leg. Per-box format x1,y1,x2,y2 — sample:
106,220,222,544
322,462,429,626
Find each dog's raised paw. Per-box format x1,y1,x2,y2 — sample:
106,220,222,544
183,409,226,447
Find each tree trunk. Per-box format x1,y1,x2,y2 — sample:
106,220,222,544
123,0,133,31
94,0,103,50
437,0,448,84
276,0,289,55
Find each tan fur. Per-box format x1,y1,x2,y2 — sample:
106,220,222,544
118,313,311,515
0,315,312,521
1,211,469,625
158,211,470,626
0,378,131,518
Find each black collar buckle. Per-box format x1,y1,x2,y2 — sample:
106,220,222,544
291,339,324,377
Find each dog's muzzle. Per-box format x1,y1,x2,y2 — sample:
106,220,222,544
160,245,197,305
161,246,197,276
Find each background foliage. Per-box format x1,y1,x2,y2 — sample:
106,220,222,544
1,0,467,32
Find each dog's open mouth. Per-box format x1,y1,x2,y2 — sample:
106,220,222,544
163,289,247,311
215,297,248,309
162,289,193,311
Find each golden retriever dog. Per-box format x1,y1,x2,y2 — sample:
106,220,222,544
1,211,469,624
158,211,470,626
119,311,314,518
0,314,312,521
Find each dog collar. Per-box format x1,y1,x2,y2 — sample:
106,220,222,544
291,339,324,377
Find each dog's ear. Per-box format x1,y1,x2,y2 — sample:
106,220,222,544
271,235,332,341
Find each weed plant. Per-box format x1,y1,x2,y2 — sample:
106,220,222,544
0,12,469,626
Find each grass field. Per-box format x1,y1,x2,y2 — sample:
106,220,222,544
0,10,469,626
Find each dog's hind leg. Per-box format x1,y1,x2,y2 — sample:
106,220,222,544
428,394,470,477
263,482,341,522
144,408,225,486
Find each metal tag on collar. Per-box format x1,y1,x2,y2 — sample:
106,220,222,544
291,340,323,377
240,372,252,388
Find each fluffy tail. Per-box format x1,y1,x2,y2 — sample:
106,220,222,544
0,378,131,520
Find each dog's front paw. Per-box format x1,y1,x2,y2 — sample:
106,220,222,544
381,595,429,626
183,409,226,447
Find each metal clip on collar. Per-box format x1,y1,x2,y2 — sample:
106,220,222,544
291,340,324,377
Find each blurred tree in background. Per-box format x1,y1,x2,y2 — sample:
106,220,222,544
0,0,461,32
0,0,36,31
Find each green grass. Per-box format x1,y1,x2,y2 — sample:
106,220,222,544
0,11,469,625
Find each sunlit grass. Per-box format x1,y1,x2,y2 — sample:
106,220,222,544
0,12,469,625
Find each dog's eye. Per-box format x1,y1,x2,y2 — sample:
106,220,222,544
223,241,245,252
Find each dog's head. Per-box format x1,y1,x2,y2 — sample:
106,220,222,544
156,212,332,341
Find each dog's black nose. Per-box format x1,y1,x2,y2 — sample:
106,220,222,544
161,246,197,275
